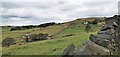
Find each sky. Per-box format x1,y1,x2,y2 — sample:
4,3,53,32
0,0,120,26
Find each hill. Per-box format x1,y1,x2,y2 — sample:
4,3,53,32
2,17,103,55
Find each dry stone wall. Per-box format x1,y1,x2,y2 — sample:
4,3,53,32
63,15,120,56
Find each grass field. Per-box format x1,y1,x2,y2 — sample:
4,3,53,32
2,23,102,55
2,25,65,42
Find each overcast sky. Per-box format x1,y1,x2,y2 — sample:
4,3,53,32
0,0,120,26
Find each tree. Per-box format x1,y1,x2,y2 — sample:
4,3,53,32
2,38,15,47
10,26,22,31
85,24,92,33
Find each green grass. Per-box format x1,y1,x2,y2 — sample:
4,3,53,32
2,25,102,55
3,37,86,55
2,25,64,41
2,32,90,55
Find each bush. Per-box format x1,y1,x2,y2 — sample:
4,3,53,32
10,26,22,31
38,22,56,27
85,24,92,33
2,38,15,47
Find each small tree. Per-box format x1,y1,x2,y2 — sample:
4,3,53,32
10,28,15,31
85,24,92,33
2,38,15,47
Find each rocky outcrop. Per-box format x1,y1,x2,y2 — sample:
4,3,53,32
63,15,120,56
22,33,50,42
74,40,110,55
90,25,115,48
63,44,75,55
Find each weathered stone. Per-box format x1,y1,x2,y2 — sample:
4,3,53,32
96,39,110,47
22,33,50,42
111,29,115,34
63,44,75,55
74,40,110,55
100,25,112,31
105,15,118,26
22,34,32,42
92,34,113,47
97,34,111,40
97,30,113,35
113,22,119,27
63,15,120,55
89,34,97,42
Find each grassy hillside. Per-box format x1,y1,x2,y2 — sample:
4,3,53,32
2,18,103,55
2,25,102,55
2,25,65,41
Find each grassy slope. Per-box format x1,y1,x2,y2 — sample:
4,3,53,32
2,25,64,42
2,25,101,55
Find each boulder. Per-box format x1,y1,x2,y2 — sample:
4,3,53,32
96,39,110,48
100,25,112,31
74,40,110,55
89,34,112,47
97,30,113,35
93,34,112,47
111,29,115,34
97,34,112,40
113,22,119,27
89,34,97,42
63,44,75,55
63,15,120,56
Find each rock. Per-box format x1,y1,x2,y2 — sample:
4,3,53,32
37,33,49,40
74,40,110,55
100,25,112,31
89,34,97,42
22,34,32,42
97,34,111,40
97,30,113,35
96,39,110,48
22,33,50,42
113,22,119,27
63,15,120,55
63,44,75,55
93,34,112,47
111,29,115,34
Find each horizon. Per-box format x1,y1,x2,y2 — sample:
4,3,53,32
0,16,114,26
1,0,119,26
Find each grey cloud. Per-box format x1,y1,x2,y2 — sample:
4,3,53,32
2,2,21,8
1,1,118,26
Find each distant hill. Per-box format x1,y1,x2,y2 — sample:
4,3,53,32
63,17,105,27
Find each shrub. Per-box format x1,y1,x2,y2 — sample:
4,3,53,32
85,24,92,33
10,26,21,31
2,38,15,47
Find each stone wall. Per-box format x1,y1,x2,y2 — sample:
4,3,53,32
63,15,120,56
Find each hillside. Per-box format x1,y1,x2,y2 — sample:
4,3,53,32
2,17,103,55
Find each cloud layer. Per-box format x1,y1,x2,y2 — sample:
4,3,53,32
1,0,119,26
